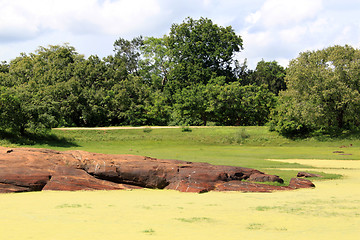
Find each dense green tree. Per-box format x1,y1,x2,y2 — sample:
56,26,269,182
6,53,34,87
166,17,243,87
171,77,276,126
0,17,286,134
212,83,276,126
0,45,83,133
140,37,170,89
109,76,152,126
144,90,171,125
252,60,286,95
113,36,144,76
171,83,211,125
0,61,9,73
60,55,108,127
0,87,22,133
0,61,10,88
13,84,59,134
270,45,360,136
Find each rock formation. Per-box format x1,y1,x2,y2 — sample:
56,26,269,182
0,147,315,193
297,171,323,178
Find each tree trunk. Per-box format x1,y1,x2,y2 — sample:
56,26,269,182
337,106,346,129
20,125,26,136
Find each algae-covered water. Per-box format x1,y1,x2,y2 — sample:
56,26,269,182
1,159,359,240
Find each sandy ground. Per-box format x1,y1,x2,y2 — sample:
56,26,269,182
0,159,359,240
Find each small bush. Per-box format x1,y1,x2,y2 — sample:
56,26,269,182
206,121,217,126
143,127,152,133
226,128,250,144
181,125,192,132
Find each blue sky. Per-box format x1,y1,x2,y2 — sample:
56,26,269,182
0,0,359,68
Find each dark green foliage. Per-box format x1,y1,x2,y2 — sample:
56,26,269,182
0,61,9,73
171,83,210,126
0,17,285,136
143,127,152,133
0,87,22,133
113,36,144,76
211,83,276,126
165,17,243,86
181,125,192,132
270,45,360,137
140,37,170,89
252,60,286,95
170,77,276,126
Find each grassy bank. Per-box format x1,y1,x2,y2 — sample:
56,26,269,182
1,126,354,183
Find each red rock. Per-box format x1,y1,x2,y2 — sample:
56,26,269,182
43,166,141,191
165,180,215,193
248,173,284,183
289,178,315,189
0,183,29,193
297,172,322,178
0,147,314,193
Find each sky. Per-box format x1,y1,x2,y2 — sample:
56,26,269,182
1,0,360,68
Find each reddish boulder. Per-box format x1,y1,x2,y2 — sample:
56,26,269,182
165,180,215,193
289,178,315,189
248,173,284,183
0,147,315,193
0,183,30,193
297,172,322,178
43,166,141,191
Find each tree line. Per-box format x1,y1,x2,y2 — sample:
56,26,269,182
1,17,359,137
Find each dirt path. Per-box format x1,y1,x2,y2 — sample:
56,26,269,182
53,126,208,130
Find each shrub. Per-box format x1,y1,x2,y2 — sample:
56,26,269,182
181,125,192,132
143,127,152,133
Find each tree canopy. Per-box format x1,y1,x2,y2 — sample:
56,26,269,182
165,17,243,87
270,45,360,136
1,17,359,138
252,60,286,95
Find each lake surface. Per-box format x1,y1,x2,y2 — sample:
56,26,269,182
0,159,359,239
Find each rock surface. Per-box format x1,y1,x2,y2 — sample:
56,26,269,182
297,171,323,178
0,147,315,193
289,178,316,189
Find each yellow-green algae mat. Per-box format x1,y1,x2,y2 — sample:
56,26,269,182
1,160,359,240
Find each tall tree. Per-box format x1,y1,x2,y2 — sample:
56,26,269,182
212,83,276,126
270,45,360,136
113,36,144,76
252,60,286,95
165,17,243,87
1,45,83,133
140,37,171,89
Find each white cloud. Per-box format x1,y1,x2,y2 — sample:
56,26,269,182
0,0,163,41
240,0,327,67
240,0,360,68
251,0,323,28
96,0,162,35
1,0,360,67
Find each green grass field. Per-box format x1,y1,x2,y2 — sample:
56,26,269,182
2,126,356,182
1,126,359,239
8,126,354,183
